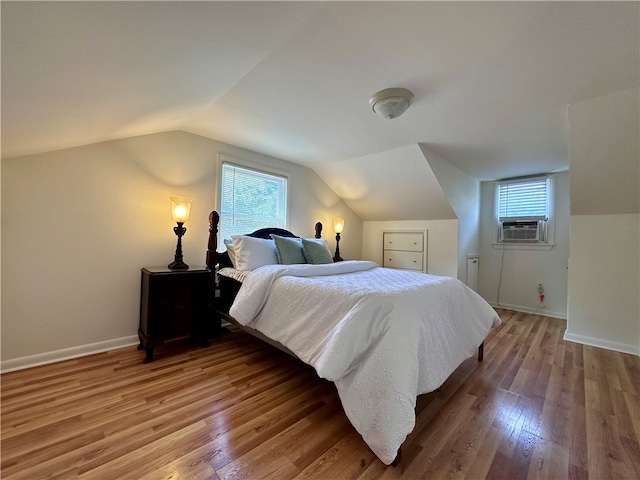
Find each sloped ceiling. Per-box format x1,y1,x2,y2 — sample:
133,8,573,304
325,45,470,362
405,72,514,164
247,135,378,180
2,2,638,184
569,89,640,215
313,144,456,221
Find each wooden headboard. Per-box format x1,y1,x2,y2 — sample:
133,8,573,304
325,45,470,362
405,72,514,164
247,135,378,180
206,210,323,270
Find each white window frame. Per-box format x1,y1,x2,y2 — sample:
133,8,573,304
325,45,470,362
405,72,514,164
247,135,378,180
216,154,290,245
493,174,556,249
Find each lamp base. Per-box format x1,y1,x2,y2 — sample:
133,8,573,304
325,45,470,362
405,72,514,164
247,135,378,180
168,259,189,270
333,232,343,262
169,222,188,270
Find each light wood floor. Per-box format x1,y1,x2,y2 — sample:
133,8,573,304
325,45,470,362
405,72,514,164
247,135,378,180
2,309,639,479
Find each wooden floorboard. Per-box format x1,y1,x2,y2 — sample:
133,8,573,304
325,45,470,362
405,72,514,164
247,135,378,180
2,309,639,479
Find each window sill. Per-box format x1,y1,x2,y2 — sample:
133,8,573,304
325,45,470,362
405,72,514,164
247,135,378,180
492,243,556,251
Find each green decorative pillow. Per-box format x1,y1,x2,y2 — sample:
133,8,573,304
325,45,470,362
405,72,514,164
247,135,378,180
301,238,333,264
271,234,306,265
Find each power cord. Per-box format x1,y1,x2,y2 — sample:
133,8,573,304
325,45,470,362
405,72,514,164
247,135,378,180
496,243,506,308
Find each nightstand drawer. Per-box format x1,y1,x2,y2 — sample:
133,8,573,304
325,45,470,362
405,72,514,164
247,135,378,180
140,273,205,336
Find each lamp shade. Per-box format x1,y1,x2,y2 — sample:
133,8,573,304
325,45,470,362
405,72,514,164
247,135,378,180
369,88,414,119
170,196,193,223
333,217,345,234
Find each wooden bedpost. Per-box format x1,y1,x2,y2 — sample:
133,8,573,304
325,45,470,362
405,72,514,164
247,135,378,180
206,211,219,271
478,342,484,362
315,222,323,239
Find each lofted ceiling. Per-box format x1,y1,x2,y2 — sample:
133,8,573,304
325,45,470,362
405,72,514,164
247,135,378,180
2,1,638,181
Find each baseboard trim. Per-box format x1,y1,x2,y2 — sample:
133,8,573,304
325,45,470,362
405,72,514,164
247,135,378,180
489,303,638,356
1,335,140,374
488,301,567,320
563,331,640,357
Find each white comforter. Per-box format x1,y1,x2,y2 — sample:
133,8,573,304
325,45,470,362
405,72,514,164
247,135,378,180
229,261,501,465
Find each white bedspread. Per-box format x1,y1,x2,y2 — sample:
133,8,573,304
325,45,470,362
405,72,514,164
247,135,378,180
229,260,501,465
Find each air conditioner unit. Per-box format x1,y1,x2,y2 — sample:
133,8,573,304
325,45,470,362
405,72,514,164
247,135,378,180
499,220,545,243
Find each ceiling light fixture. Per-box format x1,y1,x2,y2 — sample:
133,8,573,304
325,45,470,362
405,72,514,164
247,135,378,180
369,88,414,119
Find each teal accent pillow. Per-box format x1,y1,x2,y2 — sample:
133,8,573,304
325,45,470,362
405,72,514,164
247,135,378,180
301,238,333,264
271,234,306,264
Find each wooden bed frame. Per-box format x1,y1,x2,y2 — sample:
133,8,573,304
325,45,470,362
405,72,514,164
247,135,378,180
204,210,484,466
206,211,322,272
205,211,324,358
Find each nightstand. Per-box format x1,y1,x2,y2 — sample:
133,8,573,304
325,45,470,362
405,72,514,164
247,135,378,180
138,266,220,363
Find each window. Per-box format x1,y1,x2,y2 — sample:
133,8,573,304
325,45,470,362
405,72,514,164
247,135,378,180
496,176,550,244
497,176,549,221
219,161,288,242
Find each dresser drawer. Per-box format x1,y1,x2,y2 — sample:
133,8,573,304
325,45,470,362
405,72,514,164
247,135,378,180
383,232,424,252
383,250,424,271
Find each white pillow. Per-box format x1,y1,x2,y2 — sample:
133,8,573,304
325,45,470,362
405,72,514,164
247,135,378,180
231,235,278,271
223,238,237,268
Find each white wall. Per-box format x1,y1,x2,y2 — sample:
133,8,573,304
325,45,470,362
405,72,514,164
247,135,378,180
1,131,361,370
421,144,480,283
568,89,639,216
315,144,479,283
566,89,640,356
478,172,570,319
362,220,458,278
312,144,456,221
566,214,639,355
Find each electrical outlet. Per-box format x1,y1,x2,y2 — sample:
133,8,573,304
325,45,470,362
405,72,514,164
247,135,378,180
537,283,545,309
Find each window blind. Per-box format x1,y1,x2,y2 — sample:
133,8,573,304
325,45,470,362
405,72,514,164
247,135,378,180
497,177,549,221
220,163,288,241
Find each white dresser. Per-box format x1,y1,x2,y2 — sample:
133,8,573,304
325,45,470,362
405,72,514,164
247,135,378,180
382,230,427,273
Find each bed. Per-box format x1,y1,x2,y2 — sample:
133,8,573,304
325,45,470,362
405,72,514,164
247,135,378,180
205,211,501,465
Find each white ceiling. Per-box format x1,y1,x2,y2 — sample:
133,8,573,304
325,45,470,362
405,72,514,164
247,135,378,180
2,1,638,180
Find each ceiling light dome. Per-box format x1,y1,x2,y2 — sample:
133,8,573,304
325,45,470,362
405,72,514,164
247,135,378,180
369,88,414,119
